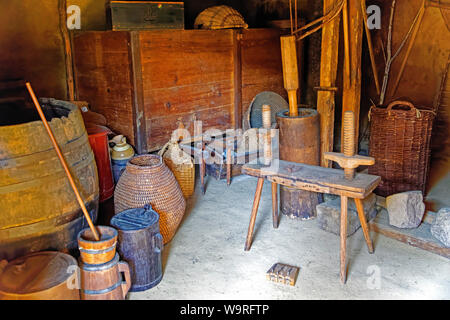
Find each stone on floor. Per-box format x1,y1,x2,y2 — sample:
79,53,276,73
386,191,425,228
316,193,377,237
431,207,450,247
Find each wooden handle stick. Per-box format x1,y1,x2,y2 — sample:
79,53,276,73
280,35,299,117
26,82,100,241
391,1,426,96
361,0,380,95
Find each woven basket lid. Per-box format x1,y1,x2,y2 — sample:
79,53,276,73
194,5,248,30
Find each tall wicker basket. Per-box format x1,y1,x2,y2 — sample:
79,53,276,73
368,100,436,197
158,141,195,199
114,154,186,244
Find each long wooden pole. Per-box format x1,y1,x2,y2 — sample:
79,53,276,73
391,1,426,96
341,0,363,154
26,82,100,241
361,0,381,95
317,0,341,168
342,0,351,84
58,0,75,101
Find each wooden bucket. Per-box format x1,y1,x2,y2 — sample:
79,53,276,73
0,98,99,261
79,254,131,300
78,226,118,265
0,251,80,300
110,205,164,292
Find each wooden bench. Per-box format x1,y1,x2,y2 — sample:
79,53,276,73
241,160,381,283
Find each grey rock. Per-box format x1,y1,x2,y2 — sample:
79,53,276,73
430,208,450,247
316,193,377,237
386,191,425,228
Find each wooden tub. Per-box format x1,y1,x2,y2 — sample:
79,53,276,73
0,98,99,260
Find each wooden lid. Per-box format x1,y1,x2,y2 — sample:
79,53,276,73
0,251,77,294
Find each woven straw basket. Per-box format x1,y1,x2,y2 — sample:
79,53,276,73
194,5,248,30
159,141,195,199
368,100,436,197
114,154,186,244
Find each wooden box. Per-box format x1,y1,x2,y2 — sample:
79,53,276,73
108,1,184,30
72,29,287,154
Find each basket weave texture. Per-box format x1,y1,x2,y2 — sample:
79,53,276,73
159,141,195,199
368,100,436,197
114,154,186,244
194,5,248,30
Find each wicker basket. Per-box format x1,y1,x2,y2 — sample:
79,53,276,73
368,100,436,197
194,5,248,30
114,154,186,244
159,141,195,199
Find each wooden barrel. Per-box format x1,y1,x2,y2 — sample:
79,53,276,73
77,225,118,265
79,254,131,300
0,251,80,300
110,205,163,292
276,108,322,220
0,98,99,261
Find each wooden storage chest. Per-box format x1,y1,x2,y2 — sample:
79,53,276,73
107,1,184,31
72,29,287,154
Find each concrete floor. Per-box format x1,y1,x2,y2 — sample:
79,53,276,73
129,175,450,300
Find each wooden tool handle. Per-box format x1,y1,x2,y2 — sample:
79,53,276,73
25,82,100,241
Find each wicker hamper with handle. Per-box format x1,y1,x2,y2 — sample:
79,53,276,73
158,141,195,199
114,154,186,244
368,100,436,197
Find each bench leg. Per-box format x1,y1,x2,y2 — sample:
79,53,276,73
355,198,374,253
200,143,206,195
245,178,264,251
340,195,348,284
226,147,232,186
271,182,279,228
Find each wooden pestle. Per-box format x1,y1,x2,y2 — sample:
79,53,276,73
280,35,299,117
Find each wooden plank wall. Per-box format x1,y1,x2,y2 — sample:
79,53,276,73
240,29,287,122
368,0,450,194
138,30,235,151
72,29,286,153
72,31,136,144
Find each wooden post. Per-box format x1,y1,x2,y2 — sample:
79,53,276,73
341,0,363,154
317,0,341,167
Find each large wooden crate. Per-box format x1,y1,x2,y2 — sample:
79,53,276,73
72,29,287,154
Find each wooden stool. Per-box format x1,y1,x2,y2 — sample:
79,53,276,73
242,160,381,283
